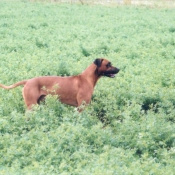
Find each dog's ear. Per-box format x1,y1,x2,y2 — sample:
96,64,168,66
93,58,103,68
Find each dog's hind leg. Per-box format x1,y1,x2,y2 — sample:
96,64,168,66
22,87,40,110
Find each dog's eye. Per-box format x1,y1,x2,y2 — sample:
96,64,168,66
106,63,111,68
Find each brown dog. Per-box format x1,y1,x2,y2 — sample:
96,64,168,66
0,58,119,110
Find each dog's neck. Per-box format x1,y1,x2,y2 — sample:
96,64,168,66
81,63,101,87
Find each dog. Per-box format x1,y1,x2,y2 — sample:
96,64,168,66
0,58,119,110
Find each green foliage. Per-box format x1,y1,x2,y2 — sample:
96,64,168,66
0,1,175,174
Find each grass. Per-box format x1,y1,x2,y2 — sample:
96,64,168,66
30,0,175,7
0,0,175,174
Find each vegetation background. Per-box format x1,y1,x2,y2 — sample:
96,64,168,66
0,0,175,174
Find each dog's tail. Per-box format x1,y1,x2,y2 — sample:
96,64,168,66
0,80,27,90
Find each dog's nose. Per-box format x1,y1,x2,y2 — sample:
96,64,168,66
116,68,120,73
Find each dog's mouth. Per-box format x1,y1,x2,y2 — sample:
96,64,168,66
103,73,116,78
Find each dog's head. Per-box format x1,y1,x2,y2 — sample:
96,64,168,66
93,58,120,78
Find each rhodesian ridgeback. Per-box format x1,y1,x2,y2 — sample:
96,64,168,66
0,58,119,110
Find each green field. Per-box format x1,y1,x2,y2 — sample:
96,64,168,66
0,0,175,174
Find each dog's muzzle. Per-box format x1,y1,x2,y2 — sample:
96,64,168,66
102,68,120,78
